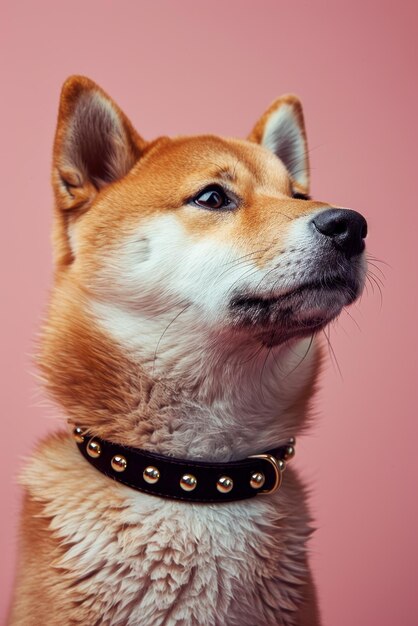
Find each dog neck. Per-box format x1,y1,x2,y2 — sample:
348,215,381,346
40,288,320,462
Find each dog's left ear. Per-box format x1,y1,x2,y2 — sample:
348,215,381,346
52,75,146,212
51,76,147,266
248,95,309,193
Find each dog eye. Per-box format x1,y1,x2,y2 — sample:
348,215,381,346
292,191,311,200
193,186,232,210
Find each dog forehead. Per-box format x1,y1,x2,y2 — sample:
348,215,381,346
84,134,294,240
138,135,289,187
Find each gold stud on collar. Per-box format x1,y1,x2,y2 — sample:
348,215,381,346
86,439,101,458
250,472,265,490
217,476,233,493
283,445,295,461
74,432,297,501
143,466,160,484
180,474,197,492
111,455,127,472
72,426,86,443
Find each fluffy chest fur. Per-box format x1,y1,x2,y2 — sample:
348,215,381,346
10,75,367,626
22,435,314,626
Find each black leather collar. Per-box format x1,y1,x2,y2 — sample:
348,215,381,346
72,426,296,503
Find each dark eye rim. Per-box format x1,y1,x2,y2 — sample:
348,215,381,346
292,191,311,201
189,184,238,211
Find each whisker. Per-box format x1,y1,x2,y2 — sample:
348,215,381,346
285,334,315,377
365,254,391,269
366,259,387,278
259,345,273,401
225,264,269,298
236,341,266,367
366,273,383,309
366,268,384,287
251,264,281,295
151,302,192,377
217,258,263,281
322,326,343,380
222,247,272,268
342,306,362,332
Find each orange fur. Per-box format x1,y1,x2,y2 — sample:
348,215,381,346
9,76,366,625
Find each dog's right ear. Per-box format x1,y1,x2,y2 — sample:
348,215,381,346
52,76,146,212
248,95,310,194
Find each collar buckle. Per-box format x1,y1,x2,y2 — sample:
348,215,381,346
248,453,284,495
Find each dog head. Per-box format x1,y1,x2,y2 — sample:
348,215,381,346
39,76,367,449
51,77,366,352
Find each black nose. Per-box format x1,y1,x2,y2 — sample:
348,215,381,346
312,208,367,258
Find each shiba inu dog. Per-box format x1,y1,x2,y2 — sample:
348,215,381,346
9,76,367,626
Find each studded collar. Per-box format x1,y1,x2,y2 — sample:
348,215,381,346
72,426,296,503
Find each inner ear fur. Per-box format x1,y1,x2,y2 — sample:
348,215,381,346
51,76,146,267
53,75,146,212
248,94,310,193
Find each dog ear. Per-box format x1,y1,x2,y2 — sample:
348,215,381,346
52,75,146,212
248,95,309,193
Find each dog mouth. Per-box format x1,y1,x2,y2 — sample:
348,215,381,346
229,275,361,344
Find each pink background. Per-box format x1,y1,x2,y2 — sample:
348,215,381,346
2,1,417,623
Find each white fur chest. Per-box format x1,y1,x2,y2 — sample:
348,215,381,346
22,436,313,626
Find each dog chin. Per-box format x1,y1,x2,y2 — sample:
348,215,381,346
255,319,330,348
228,278,363,346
